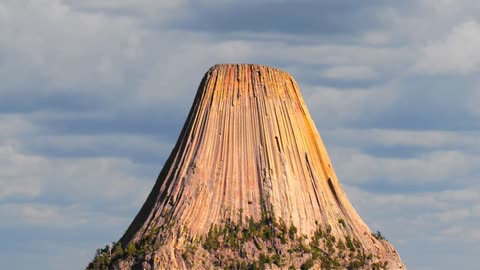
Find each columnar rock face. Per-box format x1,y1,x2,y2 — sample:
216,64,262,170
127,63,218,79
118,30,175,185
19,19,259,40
89,64,405,269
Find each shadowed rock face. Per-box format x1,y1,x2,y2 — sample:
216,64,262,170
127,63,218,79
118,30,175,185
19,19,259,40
91,64,405,269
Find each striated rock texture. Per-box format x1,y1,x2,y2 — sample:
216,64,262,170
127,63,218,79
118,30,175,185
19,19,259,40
88,64,405,269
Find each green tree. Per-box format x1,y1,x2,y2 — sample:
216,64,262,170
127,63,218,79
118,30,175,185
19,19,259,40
125,242,138,258
112,242,124,258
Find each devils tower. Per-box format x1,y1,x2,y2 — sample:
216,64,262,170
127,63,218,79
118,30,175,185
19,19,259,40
87,64,405,269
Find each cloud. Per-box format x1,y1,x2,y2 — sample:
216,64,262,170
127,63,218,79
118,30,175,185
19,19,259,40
321,65,377,80
0,0,146,91
0,114,34,140
0,202,133,229
322,128,480,154
0,238,95,270
0,144,43,200
21,133,174,166
0,142,153,208
345,184,480,245
353,74,480,131
415,20,480,74
173,1,407,36
467,83,480,117
304,86,397,128
68,0,185,11
0,203,87,227
65,0,188,23
332,147,479,188
360,31,392,45
0,1,479,269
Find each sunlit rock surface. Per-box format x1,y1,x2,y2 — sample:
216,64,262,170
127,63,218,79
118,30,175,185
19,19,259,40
88,64,405,270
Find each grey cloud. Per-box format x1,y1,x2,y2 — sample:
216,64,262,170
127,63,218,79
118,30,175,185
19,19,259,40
173,1,412,36
0,0,151,95
22,134,174,166
323,128,480,151
346,185,480,270
414,20,480,74
305,85,397,128
0,143,153,208
363,75,479,131
0,215,130,270
321,128,480,163
35,105,187,139
0,91,104,113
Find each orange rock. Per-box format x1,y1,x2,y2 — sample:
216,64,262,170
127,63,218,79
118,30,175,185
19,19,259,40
111,64,405,269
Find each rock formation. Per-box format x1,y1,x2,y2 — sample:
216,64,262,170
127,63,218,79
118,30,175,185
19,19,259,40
87,64,405,269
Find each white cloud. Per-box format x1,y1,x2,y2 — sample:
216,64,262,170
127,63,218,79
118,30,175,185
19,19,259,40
321,65,377,80
345,184,480,245
304,86,397,127
360,31,391,45
0,203,85,227
0,202,131,228
65,0,187,22
69,0,184,10
0,0,145,91
348,184,479,211
0,240,95,270
0,115,35,140
467,83,480,117
133,38,255,106
437,225,480,242
332,147,479,185
0,142,152,208
415,20,480,74
26,134,172,157
0,144,43,199
324,128,480,151
0,2,8,26
276,44,403,67
420,0,480,17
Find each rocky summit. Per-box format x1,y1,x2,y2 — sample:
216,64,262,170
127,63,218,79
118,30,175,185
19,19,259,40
87,64,406,270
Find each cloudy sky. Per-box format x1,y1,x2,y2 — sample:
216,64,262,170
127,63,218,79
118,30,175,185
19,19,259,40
1,1,479,269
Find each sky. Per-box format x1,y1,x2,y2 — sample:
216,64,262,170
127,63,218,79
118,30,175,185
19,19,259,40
0,1,479,269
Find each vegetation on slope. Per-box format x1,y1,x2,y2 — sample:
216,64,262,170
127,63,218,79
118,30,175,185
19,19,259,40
87,209,390,269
